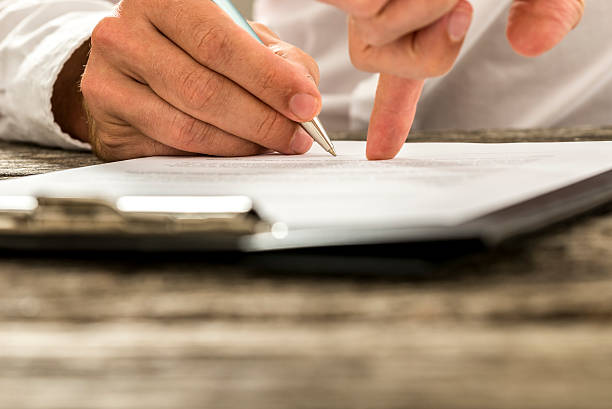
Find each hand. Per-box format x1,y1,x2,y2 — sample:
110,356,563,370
54,0,321,161
321,0,585,160
320,0,473,159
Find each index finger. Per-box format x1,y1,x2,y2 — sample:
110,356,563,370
366,74,423,160
128,0,322,123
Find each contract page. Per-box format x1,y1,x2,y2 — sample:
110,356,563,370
0,142,610,229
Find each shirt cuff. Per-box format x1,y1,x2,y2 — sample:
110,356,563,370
4,8,111,150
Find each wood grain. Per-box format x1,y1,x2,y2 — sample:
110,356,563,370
0,141,99,179
335,125,612,142
1,128,611,409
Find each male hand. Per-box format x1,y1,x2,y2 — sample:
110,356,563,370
320,0,585,160
56,0,321,161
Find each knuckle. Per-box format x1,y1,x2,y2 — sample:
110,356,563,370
254,109,284,145
174,115,200,147
193,23,232,65
258,65,283,93
348,25,378,72
268,42,290,59
293,48,321,83
179,69,223,112
173,115,213,151
269,43,320,86
90,17,120,51
348,43,376,73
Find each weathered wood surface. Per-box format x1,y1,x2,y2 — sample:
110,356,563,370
0,141,100,180
338,125,612,142
1,129,612,409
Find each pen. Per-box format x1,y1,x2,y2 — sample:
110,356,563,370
210,0,337,156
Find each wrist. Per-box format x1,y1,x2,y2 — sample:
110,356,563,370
51,40,91,143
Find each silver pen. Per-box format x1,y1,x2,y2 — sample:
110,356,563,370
211,0,337,156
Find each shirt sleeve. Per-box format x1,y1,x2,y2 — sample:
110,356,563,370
0,0,113,150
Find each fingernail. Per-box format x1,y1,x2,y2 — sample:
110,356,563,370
290,127,312,154
289,93,318,121
447,5,472,42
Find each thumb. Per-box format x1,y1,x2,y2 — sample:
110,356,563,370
366,74,424,160
507,0,585,57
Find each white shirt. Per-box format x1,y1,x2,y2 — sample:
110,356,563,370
0,0,111,149
1,0,611,150
256,0,612,132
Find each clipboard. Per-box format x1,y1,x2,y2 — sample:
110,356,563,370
0,169,610,255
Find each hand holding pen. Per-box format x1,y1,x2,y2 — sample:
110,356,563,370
211,0,336,156
72,0,323,161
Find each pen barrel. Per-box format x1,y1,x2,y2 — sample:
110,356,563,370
210,0,263,44
209,0,336,156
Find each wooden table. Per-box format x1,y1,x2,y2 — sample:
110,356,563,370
1,128,612,409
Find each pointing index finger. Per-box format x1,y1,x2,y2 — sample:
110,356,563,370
366,74,424,160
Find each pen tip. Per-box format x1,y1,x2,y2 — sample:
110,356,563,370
329,147,337,157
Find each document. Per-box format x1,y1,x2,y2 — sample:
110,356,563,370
0,141,610,229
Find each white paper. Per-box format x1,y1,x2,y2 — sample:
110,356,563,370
0,141,610,229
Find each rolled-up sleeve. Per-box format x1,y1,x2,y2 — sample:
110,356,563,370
0,0,113,150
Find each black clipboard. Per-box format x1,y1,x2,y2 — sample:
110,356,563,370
0,169,610,255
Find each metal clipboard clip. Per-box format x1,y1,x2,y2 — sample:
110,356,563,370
0,195,271,251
